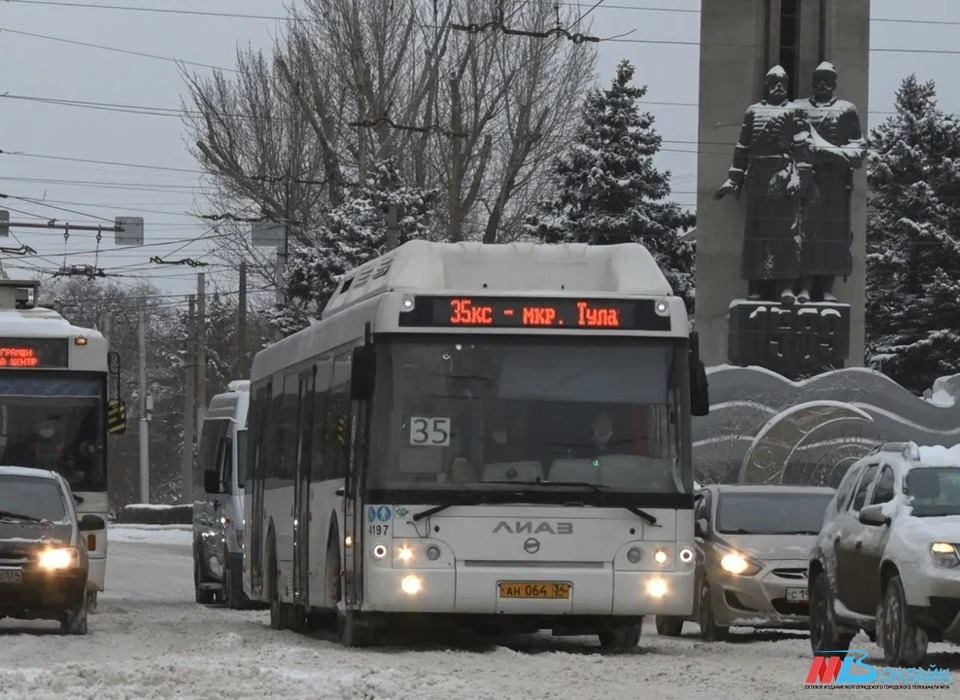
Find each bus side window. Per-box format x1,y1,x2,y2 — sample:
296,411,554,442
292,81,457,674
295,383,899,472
219,436,233,492
328,351,352,479
312,356,333,481
282,373,299,484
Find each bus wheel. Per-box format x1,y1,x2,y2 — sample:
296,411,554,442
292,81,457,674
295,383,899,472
268,544,285,630
327,536,373,647
598,624,641,650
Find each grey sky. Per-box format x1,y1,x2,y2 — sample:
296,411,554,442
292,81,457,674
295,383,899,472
0,0,957,303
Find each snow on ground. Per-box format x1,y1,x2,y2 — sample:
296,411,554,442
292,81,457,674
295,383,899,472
1,529,957,699
106,524,192,547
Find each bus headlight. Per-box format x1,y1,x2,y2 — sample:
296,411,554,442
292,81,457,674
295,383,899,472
401,575,422,595
426,545,441,561
646,578,668,598
398,545,414,563
679,547,694,563
39,547,77,570
372,544,387,559
653,548,669,565
627,547,642,564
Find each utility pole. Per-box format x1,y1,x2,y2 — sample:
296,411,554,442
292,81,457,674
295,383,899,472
386,203,400,251
181,295,196,504
196,273,207,441
238,261,247,378
138,302,149,504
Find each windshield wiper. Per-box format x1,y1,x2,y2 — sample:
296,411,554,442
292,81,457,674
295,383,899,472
0,509,44,523
411,493,492,522
485,480,659,526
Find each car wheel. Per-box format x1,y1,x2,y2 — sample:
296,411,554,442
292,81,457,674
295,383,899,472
598,624,641,649
880,575,928,667
61,596,88,636
698,583,728,642
809,572,852,655
655,615,684,637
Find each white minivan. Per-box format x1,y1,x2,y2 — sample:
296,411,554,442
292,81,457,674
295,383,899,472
192,380,250,608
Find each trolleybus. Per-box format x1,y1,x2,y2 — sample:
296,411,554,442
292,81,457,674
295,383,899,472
0,279,125,609
244,241,709,647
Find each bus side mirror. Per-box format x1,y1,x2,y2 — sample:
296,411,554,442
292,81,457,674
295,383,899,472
107,399,127,435
689,331,710,417
350,345,375,401
204,469,223,495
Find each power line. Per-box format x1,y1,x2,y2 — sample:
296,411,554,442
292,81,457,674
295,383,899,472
0,26,237,72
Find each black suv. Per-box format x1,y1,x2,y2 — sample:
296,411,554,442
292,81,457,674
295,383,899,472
0,466,103,635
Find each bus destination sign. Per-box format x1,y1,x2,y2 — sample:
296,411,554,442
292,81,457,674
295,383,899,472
398,296,671,331
0,338,70,368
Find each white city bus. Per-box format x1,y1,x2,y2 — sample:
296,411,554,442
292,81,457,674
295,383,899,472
0,279,126,610
244,241,709,647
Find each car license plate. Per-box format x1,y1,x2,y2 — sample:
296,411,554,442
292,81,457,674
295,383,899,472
498,581,571,599
786,587,808,602
0,568,22,584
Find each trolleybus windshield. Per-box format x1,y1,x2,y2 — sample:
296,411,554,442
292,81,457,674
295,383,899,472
0,374,106,492
368,337,689,498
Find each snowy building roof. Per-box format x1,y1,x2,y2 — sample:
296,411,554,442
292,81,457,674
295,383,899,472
323,240,675,319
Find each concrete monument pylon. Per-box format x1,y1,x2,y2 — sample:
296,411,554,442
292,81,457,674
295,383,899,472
695,0,870,380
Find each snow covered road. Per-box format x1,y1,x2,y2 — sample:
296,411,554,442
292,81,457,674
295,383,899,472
0,527,957,699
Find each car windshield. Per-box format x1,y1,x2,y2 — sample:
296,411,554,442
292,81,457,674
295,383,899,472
0,474,67,522
0,374,106,492
716,492,835,535
367,337,690,496
906,467,960,517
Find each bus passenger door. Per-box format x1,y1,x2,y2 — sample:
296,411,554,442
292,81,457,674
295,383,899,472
250,384,270,595
293,371,315,608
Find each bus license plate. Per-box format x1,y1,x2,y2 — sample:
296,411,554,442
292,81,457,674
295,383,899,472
498,581,571,599
0,568,22,584
786,587,808,602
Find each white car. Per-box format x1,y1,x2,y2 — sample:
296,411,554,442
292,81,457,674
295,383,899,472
808,442,960,666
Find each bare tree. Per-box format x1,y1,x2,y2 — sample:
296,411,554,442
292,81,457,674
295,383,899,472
181,0,596,287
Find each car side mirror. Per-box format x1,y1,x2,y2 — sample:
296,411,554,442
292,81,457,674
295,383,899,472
695,517,709,539
78,514,105,532
204,468,223,495
858,503,890,527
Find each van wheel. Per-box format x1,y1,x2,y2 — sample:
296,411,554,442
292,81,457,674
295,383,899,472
327,536,373,647
880,575,928,667
61,596,88,635
194,550,214,605
655,616,684,637
809,572,852,655
698,583,728,642
598,624,641,649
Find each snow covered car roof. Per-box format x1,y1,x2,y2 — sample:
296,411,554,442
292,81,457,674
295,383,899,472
871,441,960,469
0,465,61,480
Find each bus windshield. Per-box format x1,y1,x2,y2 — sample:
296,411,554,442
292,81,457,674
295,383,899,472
0,373,106,492
368,337,689,496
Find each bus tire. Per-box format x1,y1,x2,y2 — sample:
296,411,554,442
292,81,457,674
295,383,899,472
598,624,640,650
268,540,285,630
327,535,373,647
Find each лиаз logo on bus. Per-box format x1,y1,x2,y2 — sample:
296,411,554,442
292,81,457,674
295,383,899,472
805,650,950,689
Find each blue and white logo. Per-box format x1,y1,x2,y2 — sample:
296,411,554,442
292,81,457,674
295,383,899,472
367,505,392,522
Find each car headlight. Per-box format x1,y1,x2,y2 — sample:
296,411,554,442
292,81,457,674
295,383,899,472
38,547,78,570
931,542,960,569
720,551,761,576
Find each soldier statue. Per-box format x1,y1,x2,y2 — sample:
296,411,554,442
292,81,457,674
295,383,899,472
793,62,867,303
715,66,814,305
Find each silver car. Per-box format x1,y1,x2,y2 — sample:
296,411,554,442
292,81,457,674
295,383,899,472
656,484,835,640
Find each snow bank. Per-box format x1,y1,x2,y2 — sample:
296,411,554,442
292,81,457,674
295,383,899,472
108,523,192,547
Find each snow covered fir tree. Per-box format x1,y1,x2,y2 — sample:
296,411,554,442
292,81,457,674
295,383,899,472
866,75,960,395
273,160,438,336
526,59,696,310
